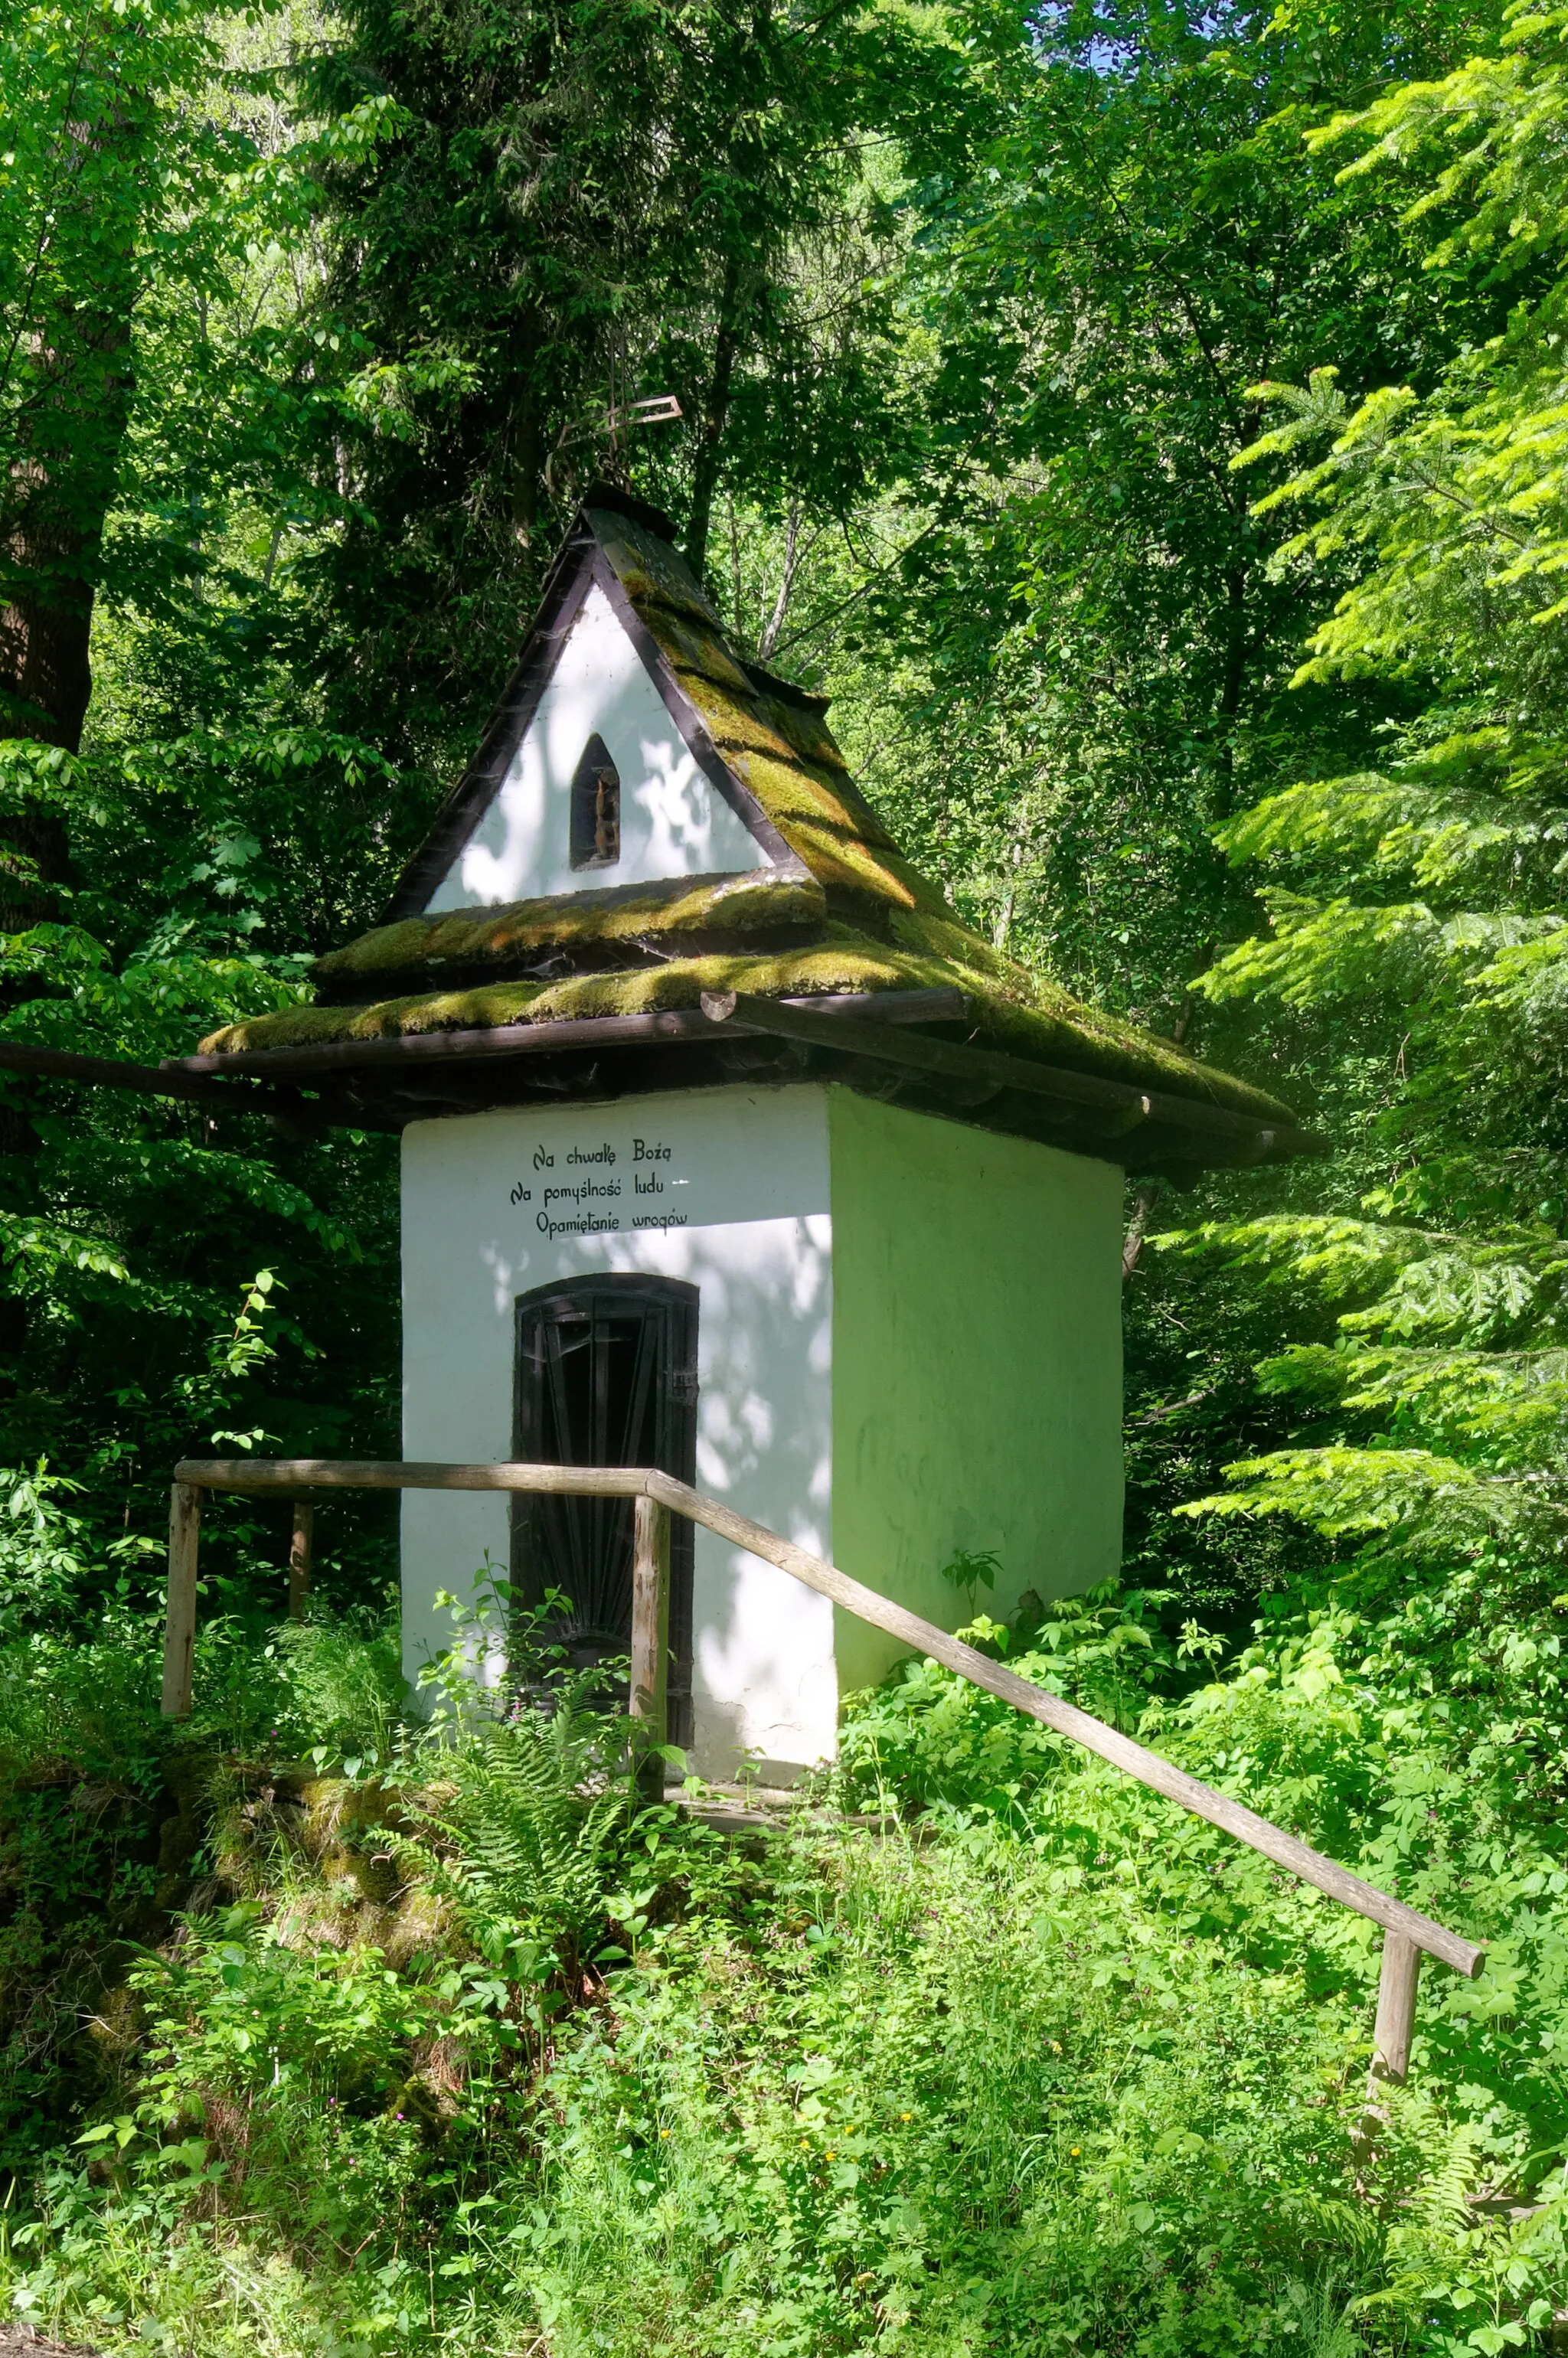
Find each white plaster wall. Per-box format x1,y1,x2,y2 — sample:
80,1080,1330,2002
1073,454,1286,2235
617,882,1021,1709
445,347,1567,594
400,1086,835,1775
425,583,768,910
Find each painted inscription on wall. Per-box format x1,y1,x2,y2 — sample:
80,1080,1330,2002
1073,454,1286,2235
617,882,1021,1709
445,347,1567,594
508,1131,691,1240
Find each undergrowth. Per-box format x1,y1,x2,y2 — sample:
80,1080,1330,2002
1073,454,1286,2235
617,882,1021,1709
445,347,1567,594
0,1581,1563,2355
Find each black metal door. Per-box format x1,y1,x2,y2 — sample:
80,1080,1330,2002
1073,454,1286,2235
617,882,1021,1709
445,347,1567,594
511,1275,697,1741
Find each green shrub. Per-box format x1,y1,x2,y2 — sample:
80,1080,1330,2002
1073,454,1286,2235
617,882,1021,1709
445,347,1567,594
2,1586,1568,2355
263,1615,408,1765
832,1584,1190,1823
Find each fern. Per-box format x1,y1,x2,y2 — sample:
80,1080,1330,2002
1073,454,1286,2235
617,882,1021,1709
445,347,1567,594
410,1681,629,1955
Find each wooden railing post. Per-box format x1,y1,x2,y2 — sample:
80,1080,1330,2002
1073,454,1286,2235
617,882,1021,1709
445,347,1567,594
629,1491,670,1807
1357,1926,1423,2157
160,1481,202,1718
288,1501,314,1621
1370,1927,1422,2090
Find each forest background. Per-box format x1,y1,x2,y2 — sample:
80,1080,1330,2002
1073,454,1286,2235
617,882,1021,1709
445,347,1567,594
5,0,1568,2350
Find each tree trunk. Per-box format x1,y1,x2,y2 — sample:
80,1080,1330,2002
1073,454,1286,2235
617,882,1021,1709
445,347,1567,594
1210,563,1247,826
0,47,150,1208
0,83,145,919
684,255,746,580
0,318,132,923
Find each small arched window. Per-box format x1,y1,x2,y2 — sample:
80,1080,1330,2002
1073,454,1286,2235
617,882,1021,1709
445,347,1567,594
570,733,621,870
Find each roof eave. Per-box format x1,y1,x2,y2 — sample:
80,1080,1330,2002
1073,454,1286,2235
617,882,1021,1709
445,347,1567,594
169,991,1325,1174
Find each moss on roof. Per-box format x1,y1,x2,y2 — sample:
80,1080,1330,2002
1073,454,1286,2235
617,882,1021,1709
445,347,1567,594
670,659,807,769
583,507,720,629
623,577,965,912
731,748,903,854
194,498,1302,1135
744,685,843,773
315,870,826,986
202,920,1294,1123
646,608,756,696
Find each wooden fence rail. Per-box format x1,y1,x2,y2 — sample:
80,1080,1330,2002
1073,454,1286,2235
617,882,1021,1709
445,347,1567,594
162,1456,1484,2095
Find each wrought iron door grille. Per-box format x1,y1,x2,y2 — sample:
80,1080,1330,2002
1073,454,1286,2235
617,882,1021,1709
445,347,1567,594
511,1275,697,1741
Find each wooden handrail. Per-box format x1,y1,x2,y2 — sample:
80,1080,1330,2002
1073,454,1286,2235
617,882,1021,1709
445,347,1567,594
164,1456,1485,2091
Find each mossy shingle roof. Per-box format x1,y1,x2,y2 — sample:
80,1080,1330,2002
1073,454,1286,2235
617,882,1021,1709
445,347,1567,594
198,495,1300,1141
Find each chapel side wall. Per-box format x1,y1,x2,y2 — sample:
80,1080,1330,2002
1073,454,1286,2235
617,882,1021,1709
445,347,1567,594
827,1089,1124,1700
399,1086,837,1776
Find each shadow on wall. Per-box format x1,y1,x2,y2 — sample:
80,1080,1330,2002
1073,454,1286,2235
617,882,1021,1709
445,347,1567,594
593,1219,836,1778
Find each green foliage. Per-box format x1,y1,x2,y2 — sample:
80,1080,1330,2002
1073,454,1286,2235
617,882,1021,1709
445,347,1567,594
288,0,946,765
0,0,418,1638
936,1543,998,1616
1236,1,1568,683
0,0,220,736
12,0,1568,2352
1132,14,1565,1641
411,1698,631,1964
716,0,1537,1634
1091,0,1568,1669
263,1617,407,1764
14,1585,1568,2356
813,0,1496,1024
505,1821,1377,2358
836,1584,1186,1818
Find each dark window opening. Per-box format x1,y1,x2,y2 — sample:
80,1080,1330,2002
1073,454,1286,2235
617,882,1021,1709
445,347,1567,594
511,1276,697,1743
570,734,621,869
